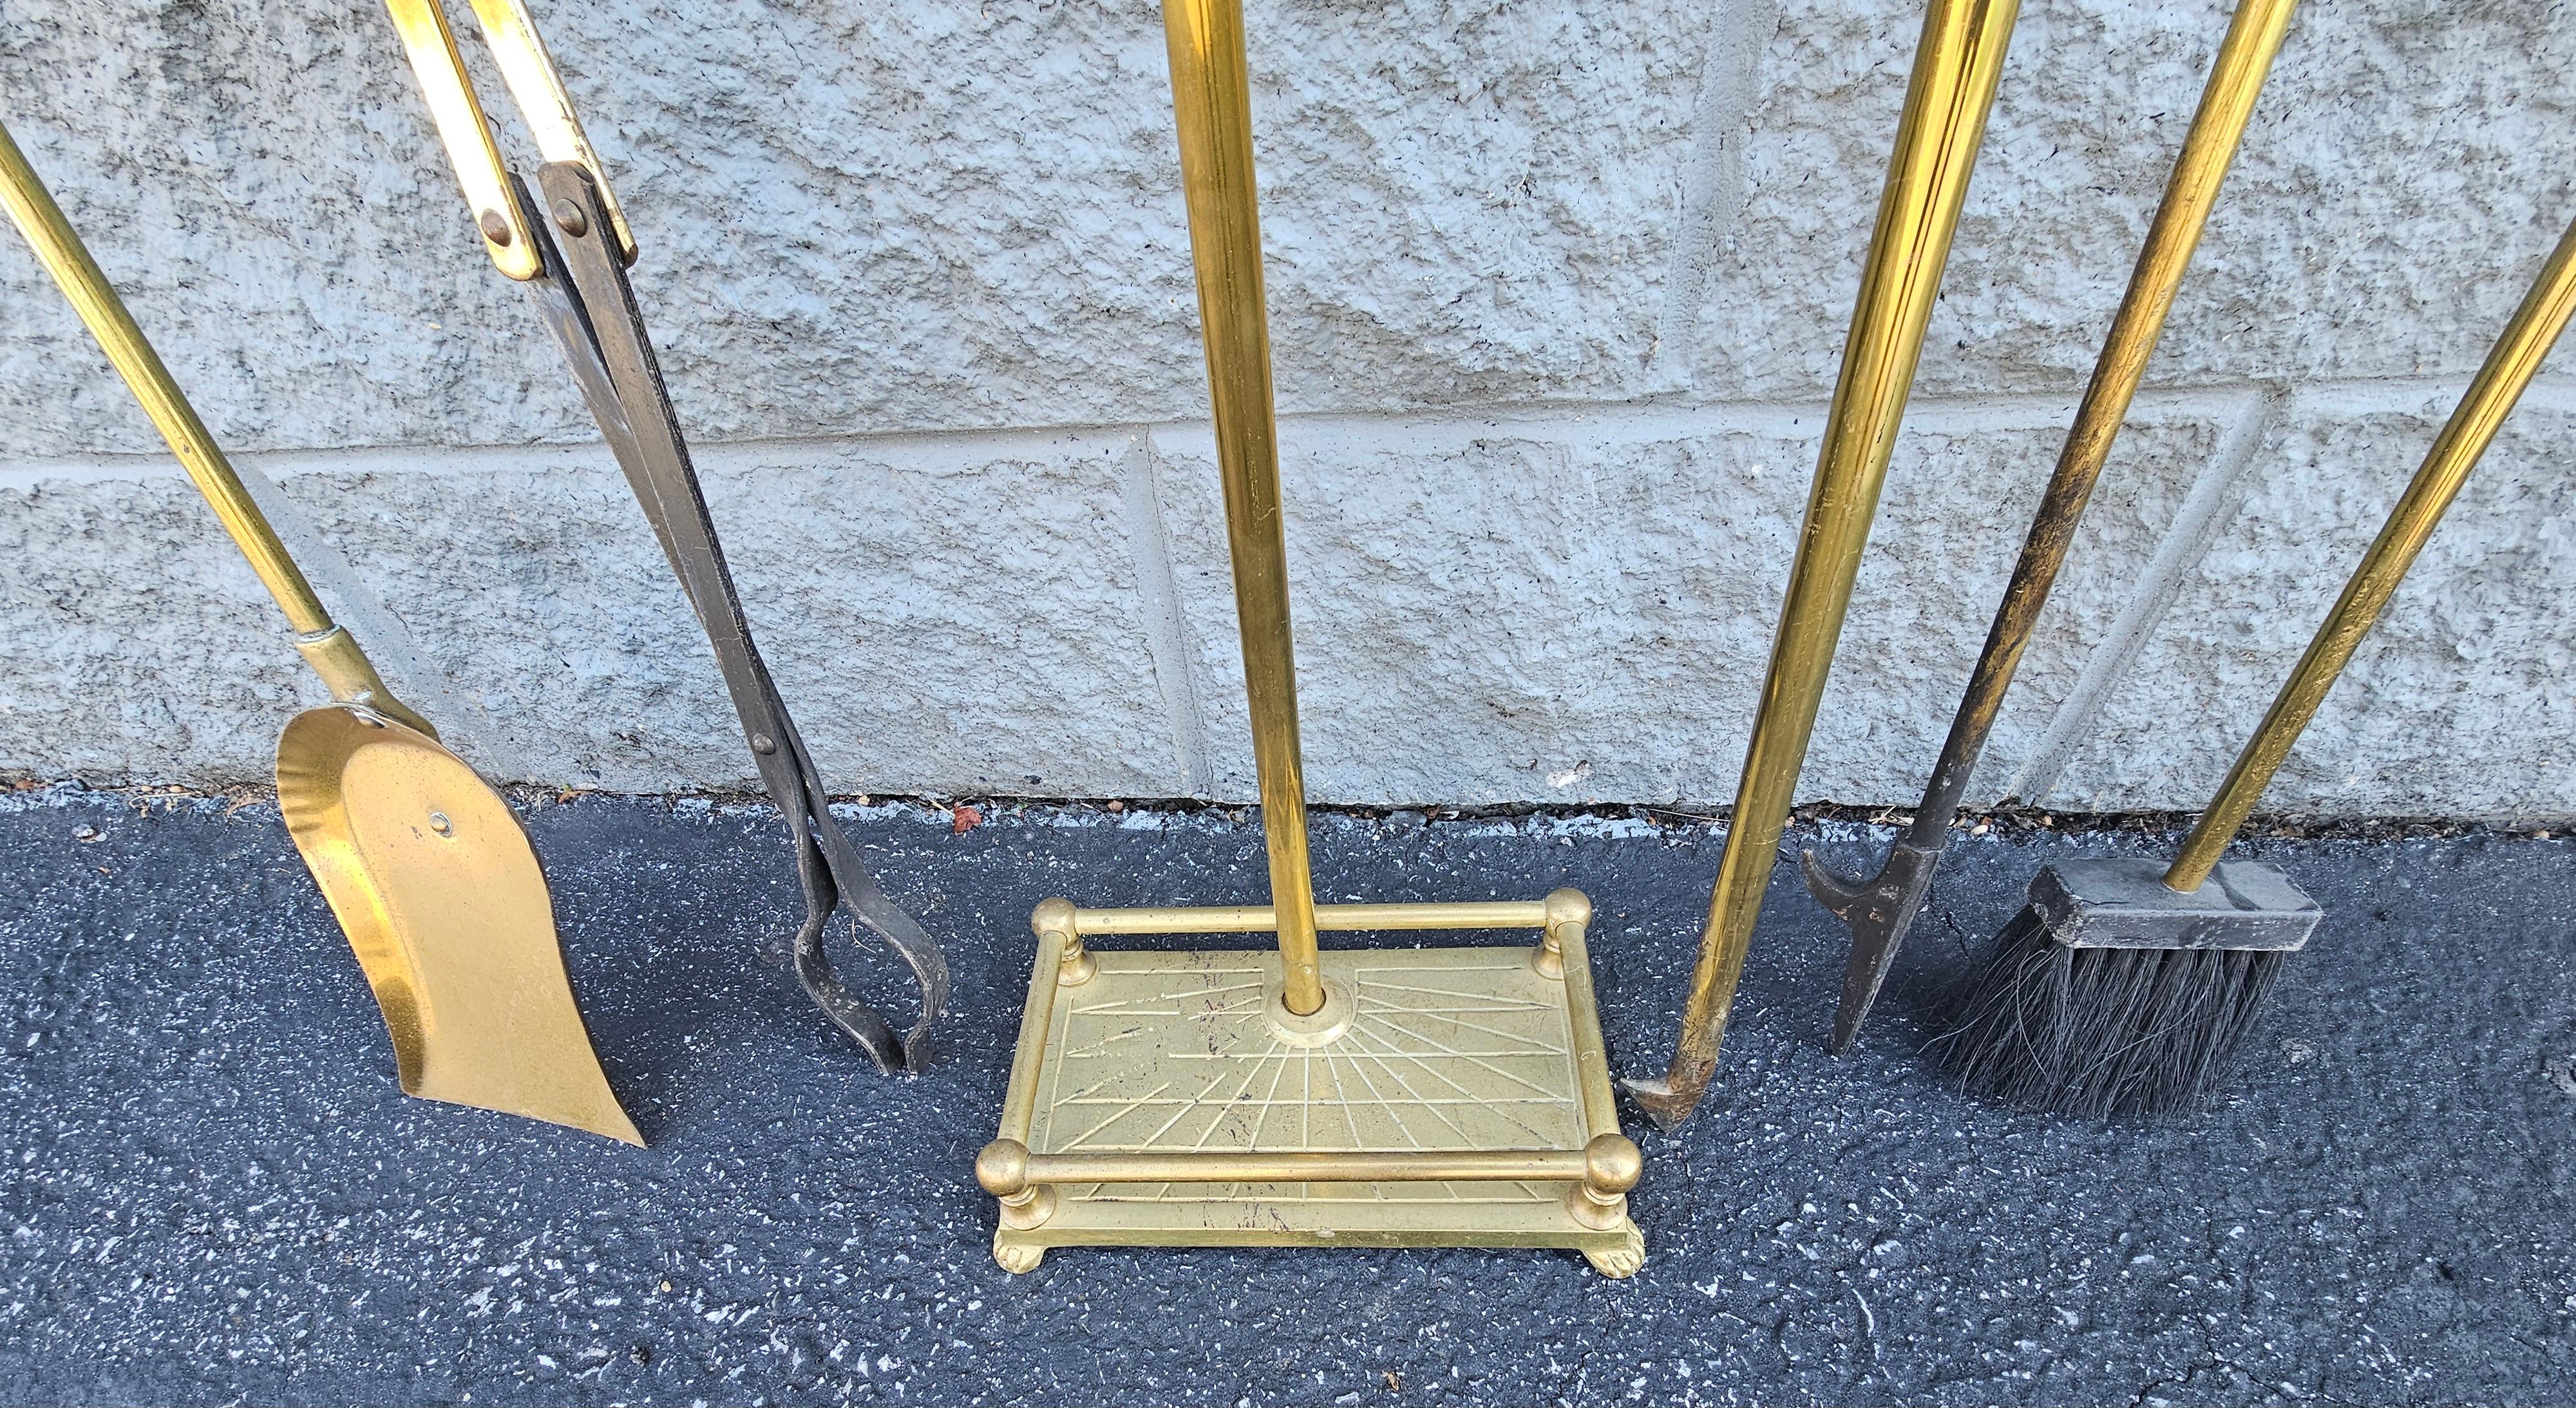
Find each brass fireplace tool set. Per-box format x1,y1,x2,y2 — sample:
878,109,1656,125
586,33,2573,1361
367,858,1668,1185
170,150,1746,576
6,0,2572,1279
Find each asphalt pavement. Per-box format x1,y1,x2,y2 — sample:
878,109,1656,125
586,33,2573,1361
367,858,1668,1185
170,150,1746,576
1,787,2570,1405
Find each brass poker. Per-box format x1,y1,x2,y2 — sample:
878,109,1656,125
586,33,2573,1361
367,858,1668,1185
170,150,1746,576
1624,0,2020,1129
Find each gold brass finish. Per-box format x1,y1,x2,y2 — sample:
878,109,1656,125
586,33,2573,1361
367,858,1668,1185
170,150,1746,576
2164,209,2576,890
976,1134,1643,1208
1068,899,1553,935
1627,0,2020,1128
462,0,638,265
292,625,439,738
385,0,637,270
0,120,439,746
1164,0,1321,1015
984,897,1642,1276
278,708,639,1143
1997,0,2295,679
1,117,638,1145
1,124,357,654
382,0,541,279
988,0,1638,1272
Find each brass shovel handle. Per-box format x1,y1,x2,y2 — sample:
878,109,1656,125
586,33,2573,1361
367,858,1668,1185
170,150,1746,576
0,117,431,735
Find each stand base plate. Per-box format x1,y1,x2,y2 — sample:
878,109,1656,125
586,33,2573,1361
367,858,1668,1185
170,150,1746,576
989,926,1641,1277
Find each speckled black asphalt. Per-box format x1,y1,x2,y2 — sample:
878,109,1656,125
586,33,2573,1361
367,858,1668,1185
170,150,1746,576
1,789,2570,1406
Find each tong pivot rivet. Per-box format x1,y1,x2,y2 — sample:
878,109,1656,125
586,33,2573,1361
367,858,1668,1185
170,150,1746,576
750,733,777,755
552,200,589,237
477,209,513,246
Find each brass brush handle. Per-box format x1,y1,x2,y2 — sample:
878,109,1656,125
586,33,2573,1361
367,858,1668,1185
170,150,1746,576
2164,209,2576,890
0,117,433,736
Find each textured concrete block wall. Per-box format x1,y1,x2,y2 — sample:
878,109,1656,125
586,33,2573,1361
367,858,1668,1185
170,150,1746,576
1,0,2571,816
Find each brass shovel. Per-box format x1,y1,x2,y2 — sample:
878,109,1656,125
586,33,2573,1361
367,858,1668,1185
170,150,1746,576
1,117,641,1145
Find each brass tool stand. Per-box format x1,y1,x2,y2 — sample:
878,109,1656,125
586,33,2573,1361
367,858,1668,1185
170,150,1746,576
976,0,1642,1277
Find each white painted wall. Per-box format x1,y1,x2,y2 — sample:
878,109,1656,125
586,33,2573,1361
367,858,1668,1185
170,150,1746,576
3,0,2571,816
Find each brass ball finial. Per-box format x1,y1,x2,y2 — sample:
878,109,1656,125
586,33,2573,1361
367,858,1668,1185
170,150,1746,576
1030,897,1078,937
1583,1133,1642,1196
976,1139,1032,1197
1542,887,1593,931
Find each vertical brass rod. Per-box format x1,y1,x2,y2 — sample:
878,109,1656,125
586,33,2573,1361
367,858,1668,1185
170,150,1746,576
1900,0,2295,857
1557,921,1624,1145
996,926,1069,1148
1629,0,2019,1126
0,118,334,637
1161,0,1321,1013
2164,210,2576,890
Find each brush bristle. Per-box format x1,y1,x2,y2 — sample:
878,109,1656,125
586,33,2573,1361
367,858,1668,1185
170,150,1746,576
1930,905,2287,1116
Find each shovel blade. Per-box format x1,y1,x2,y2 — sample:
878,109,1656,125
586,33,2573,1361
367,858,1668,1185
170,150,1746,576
276,706,641,1145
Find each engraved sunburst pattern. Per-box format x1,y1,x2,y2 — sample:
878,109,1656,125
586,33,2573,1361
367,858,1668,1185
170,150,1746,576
1027,949,1590,1205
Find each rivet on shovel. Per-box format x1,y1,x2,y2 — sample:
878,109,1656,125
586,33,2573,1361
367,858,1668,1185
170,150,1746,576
428,811,455,837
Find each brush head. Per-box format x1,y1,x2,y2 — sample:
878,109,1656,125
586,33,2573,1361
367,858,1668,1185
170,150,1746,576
1932,859,2318,1116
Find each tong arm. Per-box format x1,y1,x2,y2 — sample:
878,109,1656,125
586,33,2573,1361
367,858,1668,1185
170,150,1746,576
467,0,637,265
381,0,636,278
